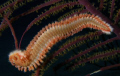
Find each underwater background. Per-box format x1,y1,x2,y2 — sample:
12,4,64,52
0,0,120,76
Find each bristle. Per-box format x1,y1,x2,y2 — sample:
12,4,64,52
9,14,113,72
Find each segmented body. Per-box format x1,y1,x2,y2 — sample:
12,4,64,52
9,14,113,72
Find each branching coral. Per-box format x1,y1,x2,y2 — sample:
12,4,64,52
0,0,120,76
